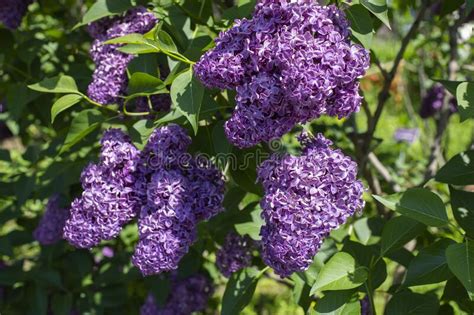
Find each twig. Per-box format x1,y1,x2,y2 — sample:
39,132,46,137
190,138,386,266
368,152,401,192
359,1,429,172
423,16,460,181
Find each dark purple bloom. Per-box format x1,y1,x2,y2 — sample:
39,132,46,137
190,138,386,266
141,275,213,315
87,8,159,106
393,128,419,144
420,84,458,118
33,195,69,245
195,1,369,148
257,133,365,277
216,232,253,277
0,0,33,29
132,124,225,276
63,129,141,248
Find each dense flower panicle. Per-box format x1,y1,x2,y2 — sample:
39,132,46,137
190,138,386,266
141,275,213,315
420,84,458,118
195,1,369,147
87,7,158,105
216,233,253,277
64,129,141,248
257,133,365,277
0,0,33,29
33,195,69,245
132,124,225,275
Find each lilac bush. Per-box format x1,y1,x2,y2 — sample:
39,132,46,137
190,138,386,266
420,84,458,118
195,0,369,148
257,133,365,277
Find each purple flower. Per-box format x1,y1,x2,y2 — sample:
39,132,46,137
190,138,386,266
216,233,253,277
393,128,419,144
102,246,114,258
132,124,225,276
63,129,141,248
257,133,365,277
420,84,458,118
141,275,213,315
87,8,160,107
195,1,369,148
33,195,69,245
0,0,34,29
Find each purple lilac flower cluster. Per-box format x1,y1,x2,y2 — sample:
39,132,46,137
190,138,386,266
420,84,457,118
33,195,70,245
63,129,141,248
0,0,33,29
216,232,254,277
257,133,365,277
393,128,419,144
140,275,213,315
195,0,370,148
87,7,170,113
360,296,372,315
132,125,225,276
63,125,224,276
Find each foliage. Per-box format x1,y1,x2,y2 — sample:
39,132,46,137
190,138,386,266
0,0,474,314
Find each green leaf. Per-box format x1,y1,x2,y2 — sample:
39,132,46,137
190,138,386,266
51,94,83,123
222,267,265,315
105,33,154,46
127,72,166,95
60,109,104,154
212,122,232,155
435,151,474,185
77,0,132,27
292,275,313,313
456,82,474,122
27,283,48,315
128,54,158,76
403,239,454,287
117,44,156,54
380,216,425,256
311,252,368,294
346,4,373,49
51,293,72,315
360,0,391,29
437,80,463,95
450,186,474,238
314,289,359,314
156,30,178,54
374,188,448,227
234,207,264,241
28,75,79,94
385,291,439,315
446,240,474,300
170,69,204,135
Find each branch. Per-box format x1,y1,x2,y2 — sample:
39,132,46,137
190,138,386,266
359,1,429,171
423,16,460,181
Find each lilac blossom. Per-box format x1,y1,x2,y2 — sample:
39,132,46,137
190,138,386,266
87,7,161,107
393,128,420,144
132,124,225,276
33,195,69,245
63,129,141,248
257,133,365,277
420,84,458,118
195,1,369,148
216,232,254,277
0,0,33,29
